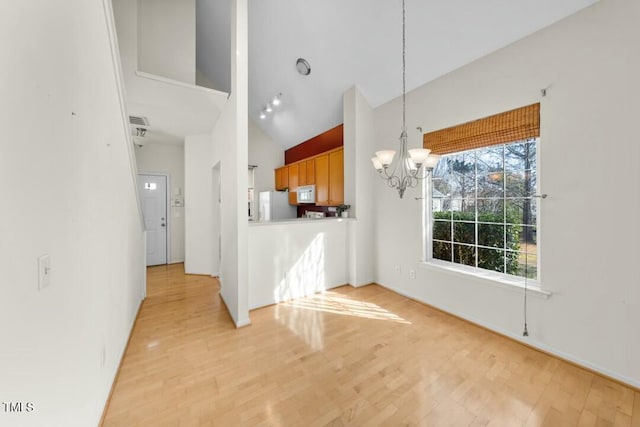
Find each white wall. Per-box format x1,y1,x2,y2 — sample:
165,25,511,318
343,87,376,287
248,220,350,309
248,119,283,194
138,0,196,84
185,0,249,327
112,0,137,79
184,135,213,274
196,69,217,90
0,1,146,425
135,143,185,263
373,0,640,387
217,0,249,327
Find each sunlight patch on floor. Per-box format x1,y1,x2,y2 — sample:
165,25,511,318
284,290,412,325
275,299,325,351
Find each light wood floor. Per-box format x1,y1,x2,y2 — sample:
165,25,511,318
102,263,640,426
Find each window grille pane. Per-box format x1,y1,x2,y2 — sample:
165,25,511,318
477,200,504,220
433,241,452,261
519,226,537,253
508,251,538,280
478,248,505,273
505,140,536,172
505,171,525,197
453,244,476,266
476,146,504,174
478,224,505,249
460,199,476,219
453,222,475,245
433,220,452,241
477,173,504,197
506,200,537,225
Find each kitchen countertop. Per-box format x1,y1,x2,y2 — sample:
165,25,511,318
248,217,354,226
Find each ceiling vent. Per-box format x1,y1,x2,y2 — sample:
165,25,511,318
129,115,149,127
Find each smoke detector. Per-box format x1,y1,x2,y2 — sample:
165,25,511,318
296,58,311,76
133,127,147,148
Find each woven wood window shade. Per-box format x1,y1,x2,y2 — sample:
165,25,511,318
423,103,540,155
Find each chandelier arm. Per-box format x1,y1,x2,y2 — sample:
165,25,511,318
385,155,402,181
387,174,401,190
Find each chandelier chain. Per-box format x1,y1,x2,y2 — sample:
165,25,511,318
402,0,406,132
371,0,438,198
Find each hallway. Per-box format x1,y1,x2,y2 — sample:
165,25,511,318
101,264,639,426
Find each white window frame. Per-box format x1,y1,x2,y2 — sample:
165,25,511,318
422,139,548,295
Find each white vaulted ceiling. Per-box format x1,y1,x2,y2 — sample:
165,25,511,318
197,0,598,149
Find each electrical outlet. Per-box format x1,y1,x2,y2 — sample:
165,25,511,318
409,270,416,279
38,254,51,290
394,265,401,273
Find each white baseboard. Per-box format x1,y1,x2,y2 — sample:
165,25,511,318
378,283,640,390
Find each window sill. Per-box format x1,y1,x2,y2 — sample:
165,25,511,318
418,259,551,299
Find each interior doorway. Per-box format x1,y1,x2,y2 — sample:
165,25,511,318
212,163,221,276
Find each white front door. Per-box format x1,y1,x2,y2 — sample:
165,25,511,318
138,174,168,266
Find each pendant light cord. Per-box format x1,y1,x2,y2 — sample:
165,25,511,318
402,0,406,132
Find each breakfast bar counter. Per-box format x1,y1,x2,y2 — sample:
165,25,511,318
248,217,353,309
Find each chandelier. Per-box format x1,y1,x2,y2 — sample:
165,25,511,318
371,0,440,198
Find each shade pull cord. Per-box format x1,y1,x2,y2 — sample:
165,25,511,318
523,251,529,337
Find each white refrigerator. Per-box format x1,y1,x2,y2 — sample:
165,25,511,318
258,191,296,221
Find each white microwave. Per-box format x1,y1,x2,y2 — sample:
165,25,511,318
296,185,315,204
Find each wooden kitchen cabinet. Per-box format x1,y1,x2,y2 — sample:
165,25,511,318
298,161,307,186
315,154,330,205
305,159,315,185
288,163,299,204
315,148,343,206
275,148,342,206
329,149,344,205
275,166,289,190
295,159,315,186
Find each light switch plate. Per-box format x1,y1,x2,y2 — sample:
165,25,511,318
38,254,51,290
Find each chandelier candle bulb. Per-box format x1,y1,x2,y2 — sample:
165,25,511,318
423,154,441,169
376,150,396,166
371,157,384,171
408,148,431,165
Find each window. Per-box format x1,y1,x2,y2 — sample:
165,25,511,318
429,139,539,280
422,103,541,283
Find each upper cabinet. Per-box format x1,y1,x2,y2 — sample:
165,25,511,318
275,166,289,191
287,163,299,204
315,148,343,206
273,147,343,206
328,149,344,205
304,159,315,185
315,154,329,205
